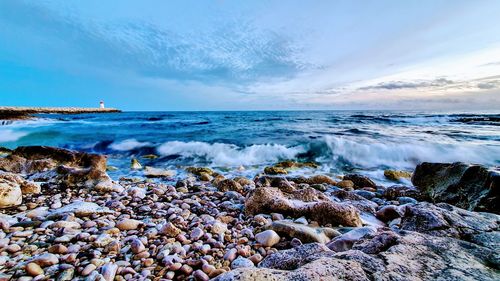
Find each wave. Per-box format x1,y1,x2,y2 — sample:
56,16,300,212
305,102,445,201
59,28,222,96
109,139,152,151
0,129,28,143
318,135,500,170
157,141,304,166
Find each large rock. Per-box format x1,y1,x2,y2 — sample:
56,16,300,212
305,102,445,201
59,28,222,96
215,229,500,281
343,174,377,189
0,175,22,208
245,187,362,227
412,162,499,213
0,146,116,191
399,202,500,249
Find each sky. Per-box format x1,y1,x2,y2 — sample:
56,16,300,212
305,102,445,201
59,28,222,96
1,0,500,111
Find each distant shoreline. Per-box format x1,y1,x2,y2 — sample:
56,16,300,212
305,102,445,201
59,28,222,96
0,106,121,120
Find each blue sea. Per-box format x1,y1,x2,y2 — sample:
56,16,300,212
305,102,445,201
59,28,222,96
1,111,499,184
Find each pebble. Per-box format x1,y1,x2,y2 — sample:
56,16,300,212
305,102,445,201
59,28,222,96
190,227,204,240
81,264,96,276
231,257,255,269
130,238,146,254
101,263,118,281
116,219,142,230
193,269,210,281
25,262,44,276
255,230,281,247
32,253,59,267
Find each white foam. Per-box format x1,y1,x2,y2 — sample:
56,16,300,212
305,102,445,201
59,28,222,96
110,139,152,151
157,141,304,166
0,129,28,143
322,135,500,170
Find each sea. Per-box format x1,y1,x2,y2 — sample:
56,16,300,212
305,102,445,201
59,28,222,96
1,111,499,185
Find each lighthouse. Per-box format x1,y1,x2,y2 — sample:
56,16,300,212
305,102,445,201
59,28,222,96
99,101,105,109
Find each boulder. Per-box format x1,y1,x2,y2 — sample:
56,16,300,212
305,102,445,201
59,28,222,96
399,202,500,248
143,166,175,178
245,187,362,227
412,162,499,213
215,229,500,281
0,175,22,208
343,174,377,189
186,167,214,176
216,179,243,193
254,176,295,192
264,166,288,175
0,146,116,191
271,220,340,244
288,175,337,186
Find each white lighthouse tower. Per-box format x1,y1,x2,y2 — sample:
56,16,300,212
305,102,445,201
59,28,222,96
99,101,105,109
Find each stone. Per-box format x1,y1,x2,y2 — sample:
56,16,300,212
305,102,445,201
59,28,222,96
288,175,337,186
193,269,210,281
210,221,227,235
143,166,175,178
271,220,340,244
255,230,281,247
0,175,22,208
412,162,499,213
81,264,96,276
245,187,362,227
264,166,288,175
375,205,404,222
131,238,146,254
190,227,205,241
116,219,142,230
160,222,181,237
336,180,354,190
32,253,59,267
101,263,118,281
48,201,112,219
231,257,255,269
186,167,214,176
344,174,377,189
384,170,412,181
216,179,243,193
25,262,43,276
327,227,377,252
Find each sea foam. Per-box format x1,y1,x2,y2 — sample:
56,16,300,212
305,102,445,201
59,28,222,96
110,139,152,151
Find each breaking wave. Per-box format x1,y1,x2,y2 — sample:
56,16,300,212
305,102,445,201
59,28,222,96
109,139,152,151
0,129,28,143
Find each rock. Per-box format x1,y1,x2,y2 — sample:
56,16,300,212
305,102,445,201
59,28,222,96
231,257,255,269
131,238,146,254
32,253,59,267
275,160,319,169
375,205,404,222
101,263,118,281
210,221,227,235
255,176,295,192
233,177,253,187
116,219,142,230
382,185,423,201
255,230,281,247
336,180,354,190
0,175,22,208
288,175,337,186
193,269,210,281
399,202,500,248
48,201,112,218
131,158,142,170
271,220,340,244
264,166,288,175
160,222,181,237
190,227,204,240
245,187,362,227
327,227,377,252
412,162,499,213
343,174,377,189
143,166,175,178
25,262,43,276
199,172,213,181
384,170,412,181
398,196,418,205
0,146,115,191
216,179,243,193
186,166,214,176
81,264,96,276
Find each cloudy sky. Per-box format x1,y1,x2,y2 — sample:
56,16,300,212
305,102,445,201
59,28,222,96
1,0,500,110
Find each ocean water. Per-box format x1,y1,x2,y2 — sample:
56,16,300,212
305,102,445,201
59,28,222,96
1,111,499,184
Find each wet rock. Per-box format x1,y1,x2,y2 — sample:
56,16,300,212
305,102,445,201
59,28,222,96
0,146,116,191
384,170,412,181
288,175,337,186
245,187,362,227
216,179,243,193
264,166,288,175
101,263,118,281
336,180,354,190
382,185,423,201
375,205,404,222
131,158,142,170
255,230,280,247
412,162,499,213
193,269,210,281
343,174,377,189
143,166,175,178
186,166,214,176
327,227,377,252
271,220,340,244
31,253,59,267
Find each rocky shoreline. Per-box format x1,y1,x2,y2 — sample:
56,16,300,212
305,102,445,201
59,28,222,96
0,107,121,120
0,146,498,280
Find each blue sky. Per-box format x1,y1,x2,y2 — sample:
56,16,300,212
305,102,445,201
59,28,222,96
1,0,500,111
